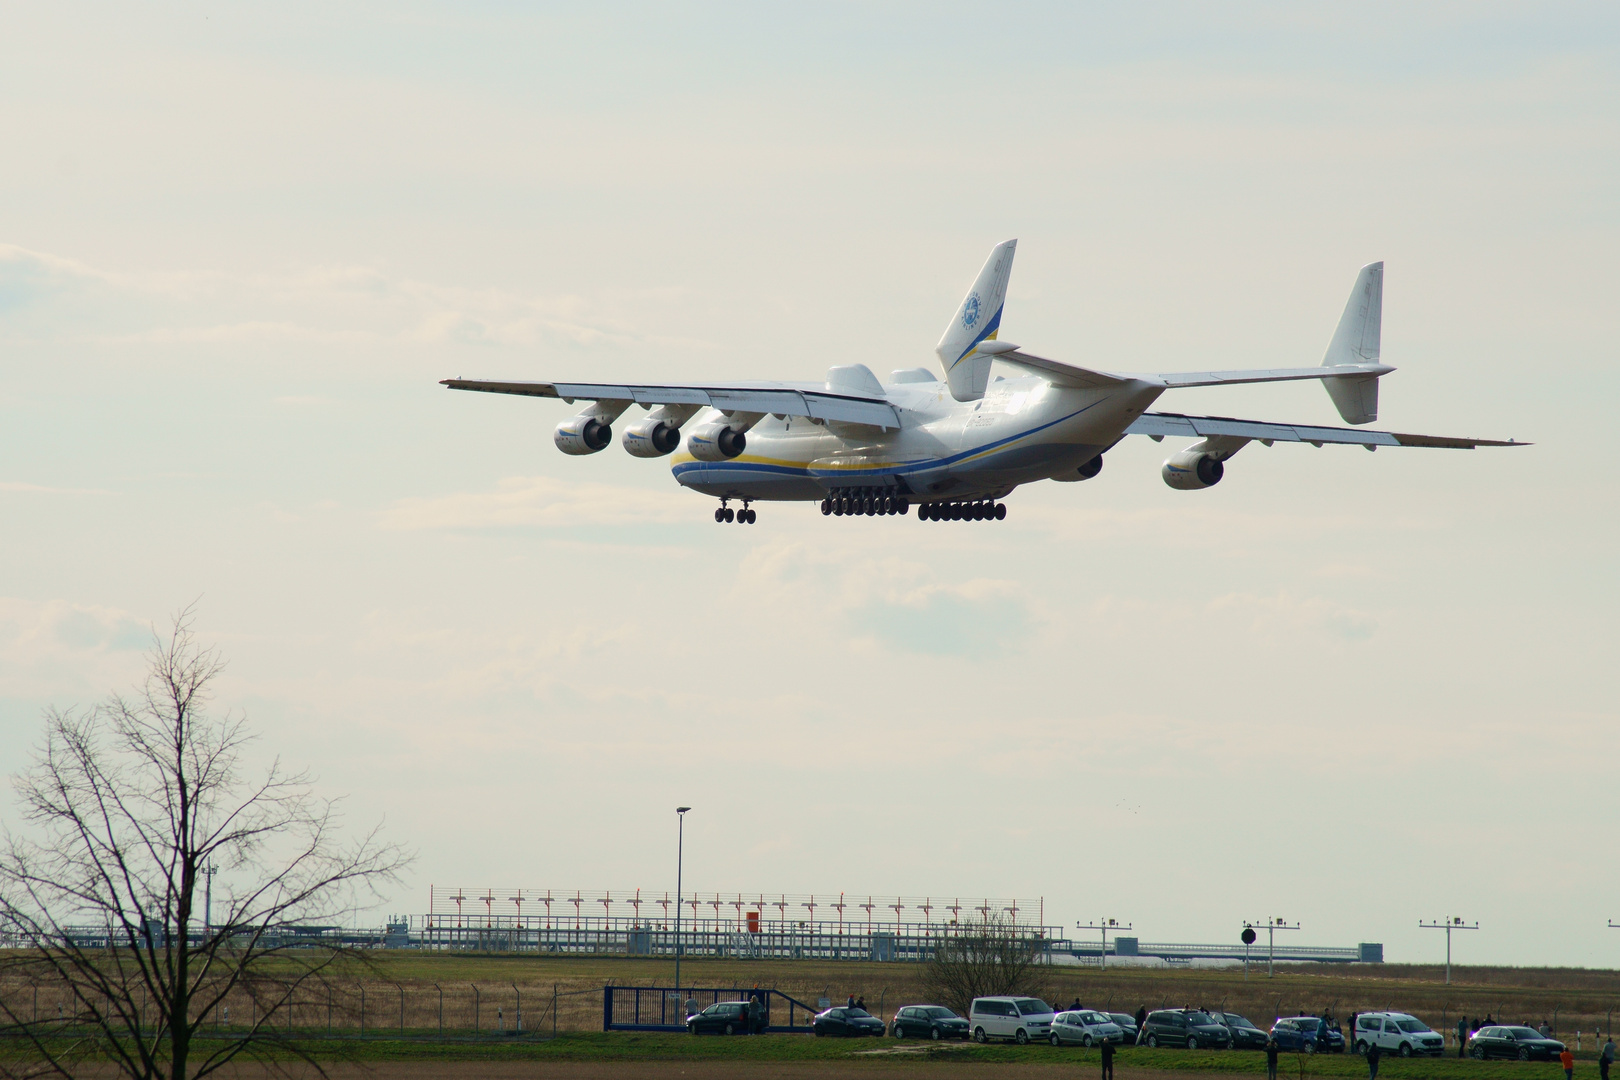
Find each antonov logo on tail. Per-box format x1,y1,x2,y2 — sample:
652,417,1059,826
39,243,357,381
442,241,1525,525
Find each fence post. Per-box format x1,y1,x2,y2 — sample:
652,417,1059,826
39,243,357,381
435,983,442,1036
399,983,405,1034
471,984,480,1033
327,986,332,1034
513,983,521,1033
553,984,558,1037
359,984,365,1036
603,985,612,1031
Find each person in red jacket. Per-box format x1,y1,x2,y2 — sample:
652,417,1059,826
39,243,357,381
1561,1047,1576,1080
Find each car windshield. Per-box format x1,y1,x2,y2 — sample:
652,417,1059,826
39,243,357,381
1295,1019,1320,1031
1188,1013,1221,1026
923,1007,958,1019
1016,999,1052,1015
1232,1017,1261,1030
846,1009,872,1018
1397,1020,1430,1033
1079,1012,1110,1024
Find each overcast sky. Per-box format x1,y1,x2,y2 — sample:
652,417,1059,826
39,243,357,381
3,2,1617,967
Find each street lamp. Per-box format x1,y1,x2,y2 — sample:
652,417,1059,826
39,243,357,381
1076,918,1131,970
1418,917,1477,985
675,807,691,994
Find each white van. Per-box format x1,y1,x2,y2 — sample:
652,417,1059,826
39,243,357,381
969,996,1056,1044
1354,1013,1446,1057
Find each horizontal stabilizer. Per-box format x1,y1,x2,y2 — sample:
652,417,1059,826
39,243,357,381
1127,411,1526,450
441,379,901,430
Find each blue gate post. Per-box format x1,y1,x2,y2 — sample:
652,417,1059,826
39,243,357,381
602,986,612,1030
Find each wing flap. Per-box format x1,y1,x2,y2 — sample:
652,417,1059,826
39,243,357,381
1128,411,1525,449
441,379,900,429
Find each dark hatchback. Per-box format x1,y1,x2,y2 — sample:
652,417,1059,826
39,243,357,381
1469,1026,1567,1061
813,1007,886,1037
1272,1017,1346,1053
1109,1013,1140,1045
890,1005,970,1040
1142,1010,1234,1049
1212,1012,1270,1050
687,1001,754,1035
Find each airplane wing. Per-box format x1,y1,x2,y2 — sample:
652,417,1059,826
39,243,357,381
1126,411,1527,449
441,379,901,429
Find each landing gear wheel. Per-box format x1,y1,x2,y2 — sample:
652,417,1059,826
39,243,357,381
723,508,735,522
995,503,1007,519
820,499,831,515
743,508,756,524
714,508,724,523
1015,1029,1029,1045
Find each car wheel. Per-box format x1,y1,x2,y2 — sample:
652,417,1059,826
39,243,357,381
687,1023,697,1035
724,1022,735,1036
1148,1034,1159,1048
1519,1048,1530,1061
1084,1035,1094,1048
931,1028,942,1041
1305,1042,1316,1054
1052,1035,1062,1047
1016,1028,1030,1045
1399,1044,1412,1058
975,1027,988,1044
1471,1046,1485,1060
892,1024,902,1038
1189,1037,1200,1050
1356,1041,1368,1055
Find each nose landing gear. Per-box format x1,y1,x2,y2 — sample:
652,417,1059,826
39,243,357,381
714,498,756,524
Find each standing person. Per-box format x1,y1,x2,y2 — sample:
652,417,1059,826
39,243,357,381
684,993,700,1020
1266,1037,1280,1080
1544,1021,1555,1039
847,995,856,1009
747,995,763,1035
1458,1017,1469,1058
1598,1033,1614,1080
1102,1035,1116,1080
1561,1046,1576,1080
1350,1013,1360,1051
1367,1039,1383,1080
1136,1006,1149,1044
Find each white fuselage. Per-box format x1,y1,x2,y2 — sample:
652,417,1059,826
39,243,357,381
670,375,1164,503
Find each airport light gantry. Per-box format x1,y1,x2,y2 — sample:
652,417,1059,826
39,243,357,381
674,807,691,994
1249,917,1299,977
1418,917,1477,985
1076,918,1131,970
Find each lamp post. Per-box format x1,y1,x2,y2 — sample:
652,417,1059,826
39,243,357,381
1076,918,1131,970
1418,917,1477,985
674,807,691,994
203,862,216,932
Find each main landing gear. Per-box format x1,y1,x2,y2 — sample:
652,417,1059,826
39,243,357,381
714,498,756,524
820,488,908,517
917,499,1007,522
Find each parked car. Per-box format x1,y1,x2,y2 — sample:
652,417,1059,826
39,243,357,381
1109,1012,1140,1045
687,1000,753,1035
1353,1013,1445,1057
812,1006,885,1037
1141,1009,1234,1049
1211,1012,1269,1050
1272,1017,1346,1054
890,1005,969,1040
1468,1026,1567,1061
1050,1009,1125,1047
968,997,1056,1044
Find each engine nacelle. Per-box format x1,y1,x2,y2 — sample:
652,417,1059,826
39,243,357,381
554,416,613,455
686,422,747,461
1162,449,1225,490
622,418,682,458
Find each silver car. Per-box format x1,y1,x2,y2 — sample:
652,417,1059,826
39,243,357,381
1050,1009,1125,1047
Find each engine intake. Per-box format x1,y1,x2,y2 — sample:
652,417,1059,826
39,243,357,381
687,422,747,461
1162,450,1224,490
554,416,613,455
622,418,682,458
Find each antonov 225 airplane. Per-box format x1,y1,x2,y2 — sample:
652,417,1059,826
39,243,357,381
442,240,1522,523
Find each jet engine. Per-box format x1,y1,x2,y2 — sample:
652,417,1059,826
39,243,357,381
1161,448,1225,490
554,416,613,455
621,418,682,458
686,422,747,461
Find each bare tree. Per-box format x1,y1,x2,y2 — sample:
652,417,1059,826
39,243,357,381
922,915,1052,1017
0,607,411,1080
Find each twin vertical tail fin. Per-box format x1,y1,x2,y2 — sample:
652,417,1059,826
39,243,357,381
1322,261,1384,424
936,239,1016,402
